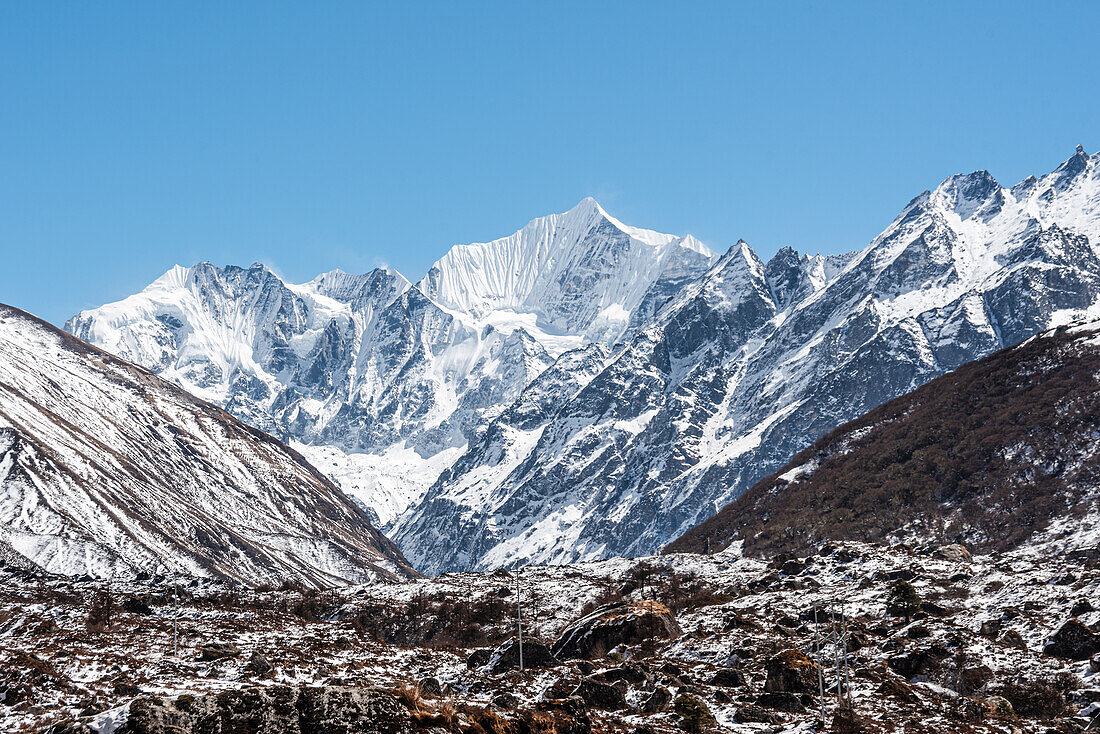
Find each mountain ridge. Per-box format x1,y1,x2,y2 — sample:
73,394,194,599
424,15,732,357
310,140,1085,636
64,147,1100,573
0,303,416,585
665,316,1100,558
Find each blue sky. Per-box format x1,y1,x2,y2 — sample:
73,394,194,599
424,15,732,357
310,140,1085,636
2,2,1098,326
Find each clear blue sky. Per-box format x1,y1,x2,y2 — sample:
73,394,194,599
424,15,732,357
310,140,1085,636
2,2,1098,326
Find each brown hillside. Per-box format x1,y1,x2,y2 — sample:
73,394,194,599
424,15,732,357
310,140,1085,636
666,321,1100,557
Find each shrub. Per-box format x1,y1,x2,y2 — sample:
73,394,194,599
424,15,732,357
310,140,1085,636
885,580,922,621
992,677,1069,719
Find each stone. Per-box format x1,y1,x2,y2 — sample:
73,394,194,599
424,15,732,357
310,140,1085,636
733,704,781,723
591,662,650,686
570,678,627,711
755,692,805,713
979,619,1002,637
196,643,240,662
876,677,918,703
551,601,681,660
535,696,591,734
887,644,950,679
708,667,746,687
122,597,153,616
1044,619,1100,660
932,544,970,563
485,638,560,674
465,648,492,669
490,692,519,709
1091,653,1100,674
959,665,994,693
641,687,672,714
984,695,1015,717
1000,630,1027,650
417,676,442,697
116,686,412,734
542,678,579,700
245,651,273,677
763,649,818,694
672,694,717,733
1072,599,1096,617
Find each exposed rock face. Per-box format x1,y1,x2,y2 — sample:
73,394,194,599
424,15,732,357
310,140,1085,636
116,686,412,734
66,199,714,539
551,601,681,660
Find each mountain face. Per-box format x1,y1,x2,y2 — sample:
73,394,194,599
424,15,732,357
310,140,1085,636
66,198,716,530
66,148,1100,574
666,318,1100,558
0,305,415,586
393,147,1100,573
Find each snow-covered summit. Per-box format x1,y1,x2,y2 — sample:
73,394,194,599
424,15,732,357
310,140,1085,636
63,149,1100,574
66,200,717,532
420,198,717,343
395,147,1100,573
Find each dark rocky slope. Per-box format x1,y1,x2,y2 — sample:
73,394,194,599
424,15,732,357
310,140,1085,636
667,319,1100,558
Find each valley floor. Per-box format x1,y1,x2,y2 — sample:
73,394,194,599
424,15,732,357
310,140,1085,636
3,541,1099,733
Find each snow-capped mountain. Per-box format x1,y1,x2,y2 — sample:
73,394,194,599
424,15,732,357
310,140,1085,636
66,199,716,529
65,148,1100,574
0,304,415,585
394,146,1100,572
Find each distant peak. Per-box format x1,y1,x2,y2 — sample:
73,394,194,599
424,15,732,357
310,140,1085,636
1077,144,1087,155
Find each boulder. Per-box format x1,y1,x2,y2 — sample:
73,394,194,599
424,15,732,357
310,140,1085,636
570,678,627,711
876,677,917,703
122,597,153,616
542,678,580,700
641,687,672,714
551,601,681,660
1091,653,1100,674
591,662,650,686
979,619,1002,638
1044,619,1100,660
535,696,591,734
466,648,492,669
887,644,950,679
197,643,240,662
959,665,994,693
755,692,805,713
484,638,560,674
733,704,782,723
932,544,970,563
116,686,412,734
672,694,716,733
245,651,273,677
1072,599,1096,617
1000,630,1027,650
763,649,818,694
417,676,442,697
984,695,1015,717
490,692,519,709
708,667,746,687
